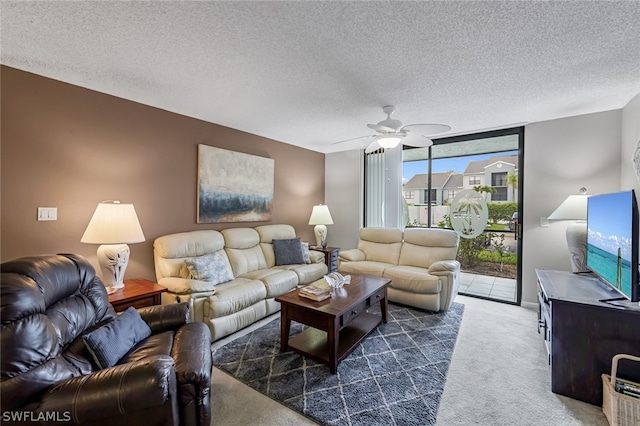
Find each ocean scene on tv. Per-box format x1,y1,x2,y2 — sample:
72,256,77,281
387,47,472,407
586,191,634,298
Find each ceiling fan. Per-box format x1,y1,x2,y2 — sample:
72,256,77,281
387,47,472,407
332,105,451,153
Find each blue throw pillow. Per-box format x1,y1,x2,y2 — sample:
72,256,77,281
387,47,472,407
83,307,152,369
273,238,305,265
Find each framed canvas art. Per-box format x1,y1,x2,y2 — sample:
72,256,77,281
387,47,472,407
197,145,274,223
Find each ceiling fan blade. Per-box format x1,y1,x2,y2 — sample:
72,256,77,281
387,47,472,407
331,134,375,145
402,133,434,148
401,124,451,135
367,123,399,132
365,140,382,153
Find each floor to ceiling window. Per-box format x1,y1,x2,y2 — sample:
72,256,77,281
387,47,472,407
365,127,524,305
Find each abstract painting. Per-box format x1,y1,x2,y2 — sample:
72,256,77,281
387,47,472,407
197,144,274,223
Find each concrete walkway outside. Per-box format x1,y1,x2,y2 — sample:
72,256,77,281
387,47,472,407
459,271,517,303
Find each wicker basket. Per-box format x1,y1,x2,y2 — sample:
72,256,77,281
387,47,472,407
602,354,640,426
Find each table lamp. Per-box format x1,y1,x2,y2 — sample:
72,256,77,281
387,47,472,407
308,204,334,248
548,188,589,273
81,201,145,292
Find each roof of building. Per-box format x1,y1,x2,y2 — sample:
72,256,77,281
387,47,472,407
463,154,518,174
443,173,463,189
404,172,457,189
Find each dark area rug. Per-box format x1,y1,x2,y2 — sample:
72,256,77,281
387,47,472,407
212,302,464,426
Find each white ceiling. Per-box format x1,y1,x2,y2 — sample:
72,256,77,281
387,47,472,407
2,1,639,154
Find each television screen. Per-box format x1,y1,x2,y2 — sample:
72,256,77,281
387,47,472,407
586,190,639,302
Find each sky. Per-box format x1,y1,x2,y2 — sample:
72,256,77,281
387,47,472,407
402,150,518,183
587,190,634,259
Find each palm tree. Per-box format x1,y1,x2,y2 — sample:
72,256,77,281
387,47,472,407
472,185,496,200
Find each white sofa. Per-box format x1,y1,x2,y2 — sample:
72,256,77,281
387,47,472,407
338,227,461,312
154,224,327,340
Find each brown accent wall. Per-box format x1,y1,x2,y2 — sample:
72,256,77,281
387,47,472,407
1,66,325,281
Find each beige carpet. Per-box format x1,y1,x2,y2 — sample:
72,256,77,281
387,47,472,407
210,295,607,425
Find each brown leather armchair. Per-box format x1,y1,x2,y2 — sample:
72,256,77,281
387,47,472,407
1,254,212,426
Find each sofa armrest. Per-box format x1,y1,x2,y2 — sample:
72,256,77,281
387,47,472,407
429,260,460,274
171,322,212,426
309,250,325,264
338,249,365,262
138,302,191,333
429,260,461,311
158,277,217,295
38,356,177,424
171,322,212,387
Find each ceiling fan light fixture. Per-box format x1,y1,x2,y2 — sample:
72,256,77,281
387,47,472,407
376,134,403,149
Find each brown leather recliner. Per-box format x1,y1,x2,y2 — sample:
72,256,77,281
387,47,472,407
1,254,212,426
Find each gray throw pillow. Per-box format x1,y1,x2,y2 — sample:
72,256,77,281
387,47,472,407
184,252,234,284
83,307,152,369
273,238,305,265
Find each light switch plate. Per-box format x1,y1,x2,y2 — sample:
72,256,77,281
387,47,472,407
37,207,57,221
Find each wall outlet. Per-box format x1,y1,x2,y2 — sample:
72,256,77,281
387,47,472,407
37,207,57,221
540,217,549,228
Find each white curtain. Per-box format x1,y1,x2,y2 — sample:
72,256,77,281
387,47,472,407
365,147,402,228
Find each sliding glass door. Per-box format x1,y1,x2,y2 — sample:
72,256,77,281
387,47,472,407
366,127,524,305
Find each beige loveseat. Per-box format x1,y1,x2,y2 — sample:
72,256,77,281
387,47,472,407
154,224,327,340
338,227,461,312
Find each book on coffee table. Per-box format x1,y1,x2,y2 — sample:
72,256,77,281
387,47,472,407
299,282,331,301
298,290,331,301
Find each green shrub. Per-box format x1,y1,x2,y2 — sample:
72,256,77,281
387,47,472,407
487,202,518,225
478,250,517,265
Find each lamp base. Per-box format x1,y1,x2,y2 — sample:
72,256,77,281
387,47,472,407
314,225,328,248
566,221,588,273
96,244,130,290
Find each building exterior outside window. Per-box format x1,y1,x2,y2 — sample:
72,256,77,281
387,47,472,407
493,187,508,201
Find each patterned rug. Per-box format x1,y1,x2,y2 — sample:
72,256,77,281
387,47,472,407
212,302,464,426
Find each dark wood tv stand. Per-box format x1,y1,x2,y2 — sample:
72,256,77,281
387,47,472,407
536,269,640,406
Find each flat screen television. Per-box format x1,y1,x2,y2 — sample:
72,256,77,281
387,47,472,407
586,189,639,302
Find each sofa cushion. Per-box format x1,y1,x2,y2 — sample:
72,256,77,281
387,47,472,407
206,279,267,318
222,228,268,276
383,266,441,294
83,307,152,369
339,260,394,276
399,228,459,268
238,268,298,297
273,238,305,265
357,228,403,264
154,230,226,281
184,252,233,285
120,330,175,364
275,262,328,285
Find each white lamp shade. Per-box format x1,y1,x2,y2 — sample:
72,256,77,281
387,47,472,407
308,205,334,225
548,194,588,220
81,201,145,244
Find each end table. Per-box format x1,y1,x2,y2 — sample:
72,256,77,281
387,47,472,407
108,278,167,312
312,246,340,273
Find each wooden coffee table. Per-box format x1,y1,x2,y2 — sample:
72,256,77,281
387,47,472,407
275,274,390,373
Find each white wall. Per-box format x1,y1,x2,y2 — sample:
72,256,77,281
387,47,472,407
621,93,640,193
325,150,363,250
522,109,622,303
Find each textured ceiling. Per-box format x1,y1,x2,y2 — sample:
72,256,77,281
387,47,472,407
2,1,639,153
